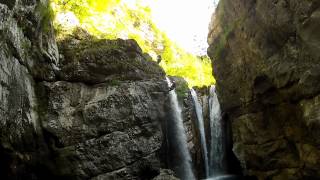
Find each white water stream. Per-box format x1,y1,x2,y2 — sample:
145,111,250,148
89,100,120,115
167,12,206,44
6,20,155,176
190,88,209,178
166,77,195,180
209,85,227,177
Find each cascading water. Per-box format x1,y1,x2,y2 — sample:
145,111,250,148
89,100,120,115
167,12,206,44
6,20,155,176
209,85,227,177
190,89,209,178
189,86,239,180
166,77,195,180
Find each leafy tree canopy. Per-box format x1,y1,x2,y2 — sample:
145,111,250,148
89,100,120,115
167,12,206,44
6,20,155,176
51,0,215,87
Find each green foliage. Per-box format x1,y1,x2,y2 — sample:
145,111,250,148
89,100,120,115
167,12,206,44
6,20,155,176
175,81,189,100
37,1,55,33
51,0,215,87
161,43,215,87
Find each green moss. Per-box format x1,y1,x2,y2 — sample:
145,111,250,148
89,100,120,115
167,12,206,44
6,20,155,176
213,24,233,59
211,0,245,60
109,79,121,86
175,81,189,100
36,1,55,33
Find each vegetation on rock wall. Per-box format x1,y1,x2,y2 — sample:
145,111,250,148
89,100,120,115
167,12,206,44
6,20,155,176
51,0,215,87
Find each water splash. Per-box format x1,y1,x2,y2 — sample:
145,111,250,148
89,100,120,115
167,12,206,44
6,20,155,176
206,175,239,180
190,88,209,178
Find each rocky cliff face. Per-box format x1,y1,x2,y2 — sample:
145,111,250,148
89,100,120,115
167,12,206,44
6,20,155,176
37,72,167,179
0,0,58,178
0,0,173,179
208,0,320,179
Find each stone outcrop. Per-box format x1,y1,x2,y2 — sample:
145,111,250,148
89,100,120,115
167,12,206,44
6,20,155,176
152,169,179,180
36,78,167,179
57,30,164,84
208,0,320,179
0,0,170,179
37,78,168,179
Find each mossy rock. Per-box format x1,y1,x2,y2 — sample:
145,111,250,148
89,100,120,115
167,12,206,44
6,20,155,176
57,29,165,84
169,76,189,100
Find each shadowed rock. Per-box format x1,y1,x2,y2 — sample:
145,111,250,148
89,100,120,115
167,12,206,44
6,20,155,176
208,0,320,179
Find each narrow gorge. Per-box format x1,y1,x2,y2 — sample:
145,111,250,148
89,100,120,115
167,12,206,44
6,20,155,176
0,0,320,180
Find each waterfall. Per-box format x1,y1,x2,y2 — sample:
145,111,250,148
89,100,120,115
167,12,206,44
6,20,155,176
209,85,227,177
190,89,209,178
165,77,195,180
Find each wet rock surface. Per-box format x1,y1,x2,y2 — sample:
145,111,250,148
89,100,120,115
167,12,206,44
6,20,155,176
208,0,320,179
186,86,210,179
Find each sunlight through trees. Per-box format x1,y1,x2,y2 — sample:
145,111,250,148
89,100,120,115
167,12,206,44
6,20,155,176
51,0,215,87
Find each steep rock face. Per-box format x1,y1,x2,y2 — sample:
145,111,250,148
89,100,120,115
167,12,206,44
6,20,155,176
0,0,58,178
208,0,320,179
37,35,168,179
37,79,167,179
0,1,170,179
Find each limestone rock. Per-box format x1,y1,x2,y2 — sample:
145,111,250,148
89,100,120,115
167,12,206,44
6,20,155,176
34,79,168,179
32,37,169,179
208,0,320,179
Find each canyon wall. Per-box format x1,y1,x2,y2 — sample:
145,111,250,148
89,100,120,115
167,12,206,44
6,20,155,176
208,0,320,179
0,0,58,178
0,0,177,179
